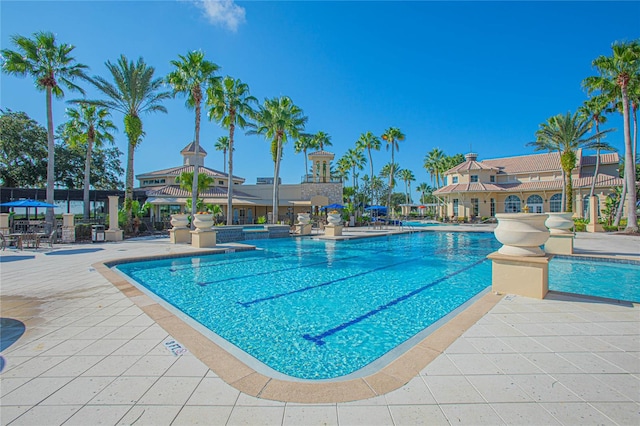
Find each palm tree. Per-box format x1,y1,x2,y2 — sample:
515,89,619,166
355,131,381,205
400,169,416,204
345,148,366,190
208,76,256,225
423,148,445,188
578,95,617,198
528,111,612,212
248,96,307,223
314,131,332,151
583,40,640,232
294,134,319,182
416,182,433,204
381,127,405,216
214,136,230,173
62,103,117,219
1,31,89,231
176,171,214,212
167,51,219,229
88,55,170,223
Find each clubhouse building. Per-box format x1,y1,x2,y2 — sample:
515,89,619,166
433,150,625,220
136,142,343,224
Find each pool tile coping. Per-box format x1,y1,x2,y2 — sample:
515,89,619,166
92,251,503,403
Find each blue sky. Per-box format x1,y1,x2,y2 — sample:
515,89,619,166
2,1,639,201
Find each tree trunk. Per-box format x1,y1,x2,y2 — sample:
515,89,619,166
226,118,235,225
566,171,573,213
191,101,201,230
45,87,55,233
126,137,135,226
621,88,638,232
272,136,282,224
304,149,309,182
589,120,601,199
614,179,627,227
387,146,394,218
83,134,93,219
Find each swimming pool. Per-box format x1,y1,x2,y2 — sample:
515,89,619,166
114,232,640,380
116,232,498,379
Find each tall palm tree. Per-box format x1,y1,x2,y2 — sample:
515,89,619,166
578,95,617,198
423,148,445,188
294,134,319,182
214,135,230,173
345,148,366,190
381,127,405,216
583,40,640,232
88,55,170,223
248,96,307,223
208,76,256,225
416,182,433,204
355,131,381,205
400,169,416,204
528,111,612,212
62,103,116,219
1,31,88,230
314,131,332,151
167,51,219,229
176,171,214,212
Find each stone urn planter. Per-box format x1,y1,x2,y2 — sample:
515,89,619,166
297,213,311,225
192,213,214,231
170,213,190,229
494,213,550,257
545,212,574,235
327,213,342,226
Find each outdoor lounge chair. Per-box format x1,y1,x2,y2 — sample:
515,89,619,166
40,229,57,248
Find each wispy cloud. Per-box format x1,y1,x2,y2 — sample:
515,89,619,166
187,0,246,32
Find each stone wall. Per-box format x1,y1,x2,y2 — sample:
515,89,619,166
300,183,343,204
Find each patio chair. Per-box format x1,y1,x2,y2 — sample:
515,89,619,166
40,229,58,248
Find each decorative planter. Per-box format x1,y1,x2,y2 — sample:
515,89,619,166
327,213,342,226
494,213,550,257
192,213,214,231
297,213,311,225
545,212,574,235
170,213,190,229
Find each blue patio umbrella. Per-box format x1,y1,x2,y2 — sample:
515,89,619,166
365,205,387,214
0,199,58,221
320,203,345,210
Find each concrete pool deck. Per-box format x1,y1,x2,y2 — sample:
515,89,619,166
0,230,638,425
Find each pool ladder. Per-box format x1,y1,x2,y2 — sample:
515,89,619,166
401,224,418,233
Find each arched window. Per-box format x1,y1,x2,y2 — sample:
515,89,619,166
526,195,544,213
504,195,521,213
549,193,563,212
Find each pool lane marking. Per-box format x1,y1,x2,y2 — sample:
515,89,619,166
301,258,488,346
197,246,401,287
236,255,421,307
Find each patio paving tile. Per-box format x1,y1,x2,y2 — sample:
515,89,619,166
90,376,159,405
62,404,131,425
226,406,285,426
540,402,619,425
336,405,393,425
1,377,73,406
489,402,561,425
5,405,80,426
40,376,116,405
171,405,234,425
282,405,338,426
439,403,505,425
115,405,182,426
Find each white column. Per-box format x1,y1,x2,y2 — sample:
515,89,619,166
105,195,124,241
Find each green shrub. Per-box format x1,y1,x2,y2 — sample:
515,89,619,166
573,218,588,232
256,216,267,224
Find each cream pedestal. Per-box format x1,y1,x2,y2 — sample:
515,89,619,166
105,229,123,241
488,252,553,299
587,196,603,232
544,234,574,255
295,223,312,235
170,228,191,244
191,229,216,248
324,225,343,236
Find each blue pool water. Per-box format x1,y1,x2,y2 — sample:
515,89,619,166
114,232,640,380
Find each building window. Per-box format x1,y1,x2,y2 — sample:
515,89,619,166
504,195,521,213
453,198,459,216
490,175,495,183
526,194,544,213
470,175,478,183
490,198,495,217
471,198,479,217
549,193,563,212
452,176,459,184
218,180,224,185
